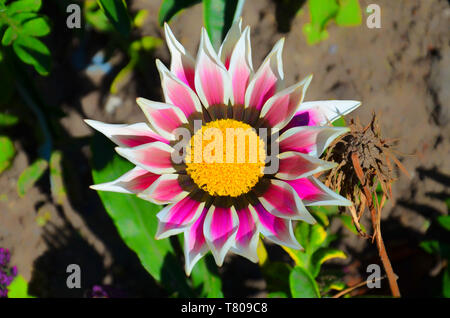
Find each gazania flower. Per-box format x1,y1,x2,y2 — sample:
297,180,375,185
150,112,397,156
85,20,361,275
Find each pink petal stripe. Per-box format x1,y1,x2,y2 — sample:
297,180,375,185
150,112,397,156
228,27,253,105
195,28,232,107
208,207,236,249
164,23,196,90
235,207,257,246
246,64,277,110
156,60,201,118
260,181,298,218
187,208,208,254
219,19,242,69
253,203,300,249
163,197,202,230
140,174,187,204
115,142,175,174
84,120,168,147
276,152,335,180
90,167,159,194
136,98,187,140
245,38,284,111
260,76,311,129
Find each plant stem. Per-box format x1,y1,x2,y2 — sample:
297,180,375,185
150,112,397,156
351,153,401,297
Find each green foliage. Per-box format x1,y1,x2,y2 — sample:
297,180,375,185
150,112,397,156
420,212,450,297
303,0,362,45
96,0,131,37
0,0,51,75
0,112,19,127
7,275,35,298
0,135,15,174
17,158,48,197
158,0,201,26
158,0,245,49
49,150,66,204
290,266,321,298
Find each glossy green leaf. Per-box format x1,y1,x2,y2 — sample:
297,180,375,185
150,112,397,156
85,1,112,32
289,266,321,298
97,0,131,37
21,16,50,37
17,158,48,197
12,35,51,75
6,0,41,15
158,0,201,26
90,134,193,296
0,136,15,174
310,247,347,277
203,0,242,49
335,0,362,26
261,261,292,295
437,215,450,232
7,275,35,298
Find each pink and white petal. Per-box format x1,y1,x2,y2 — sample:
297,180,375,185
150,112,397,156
218,18,242,69
90,166,159,194
195,28,233,107
115,142,176,174
260,75,312,129
244,38,284,111
275,151,337,180
84,120,168,147
164,23,196,89
184,208,209,276
230,206,259,262
253,203,301,249
138,173,189,205
279,126,349,157
203,205,239,266
136,98,188,141
155,59,202,118
228,27,253,105
155,196,205,239
259,179,315,223
287,176,352,207
297,100,362,126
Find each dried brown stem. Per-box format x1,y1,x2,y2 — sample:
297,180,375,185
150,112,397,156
351,153,401,297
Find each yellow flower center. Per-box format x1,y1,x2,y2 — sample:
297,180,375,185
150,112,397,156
186,119,266,197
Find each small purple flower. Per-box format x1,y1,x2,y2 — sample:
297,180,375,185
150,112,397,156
0,248,17,298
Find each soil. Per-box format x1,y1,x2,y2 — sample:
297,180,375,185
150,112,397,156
0,0,449,297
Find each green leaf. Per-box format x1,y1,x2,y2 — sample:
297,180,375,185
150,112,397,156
90,134,193,296
335,0,362,26
85,1,112,32
261,261,292,295
2,27,17,46
97,0,131,37
21,16,50,37
289,266,321,298
49,150,66,204
267,291,288,298
17,158,48,197
190,254,224,297
6,0,41,15
203,0,240,49
443,266,450,298
12,35,51,75
7,275,35,298
437,215,450,232
309,223,327,253
158,0,201,26
0,113,19,127
339,214,366,235
310,247,347,277
0,136,15,174
332,116,346,127
420,240,450,259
